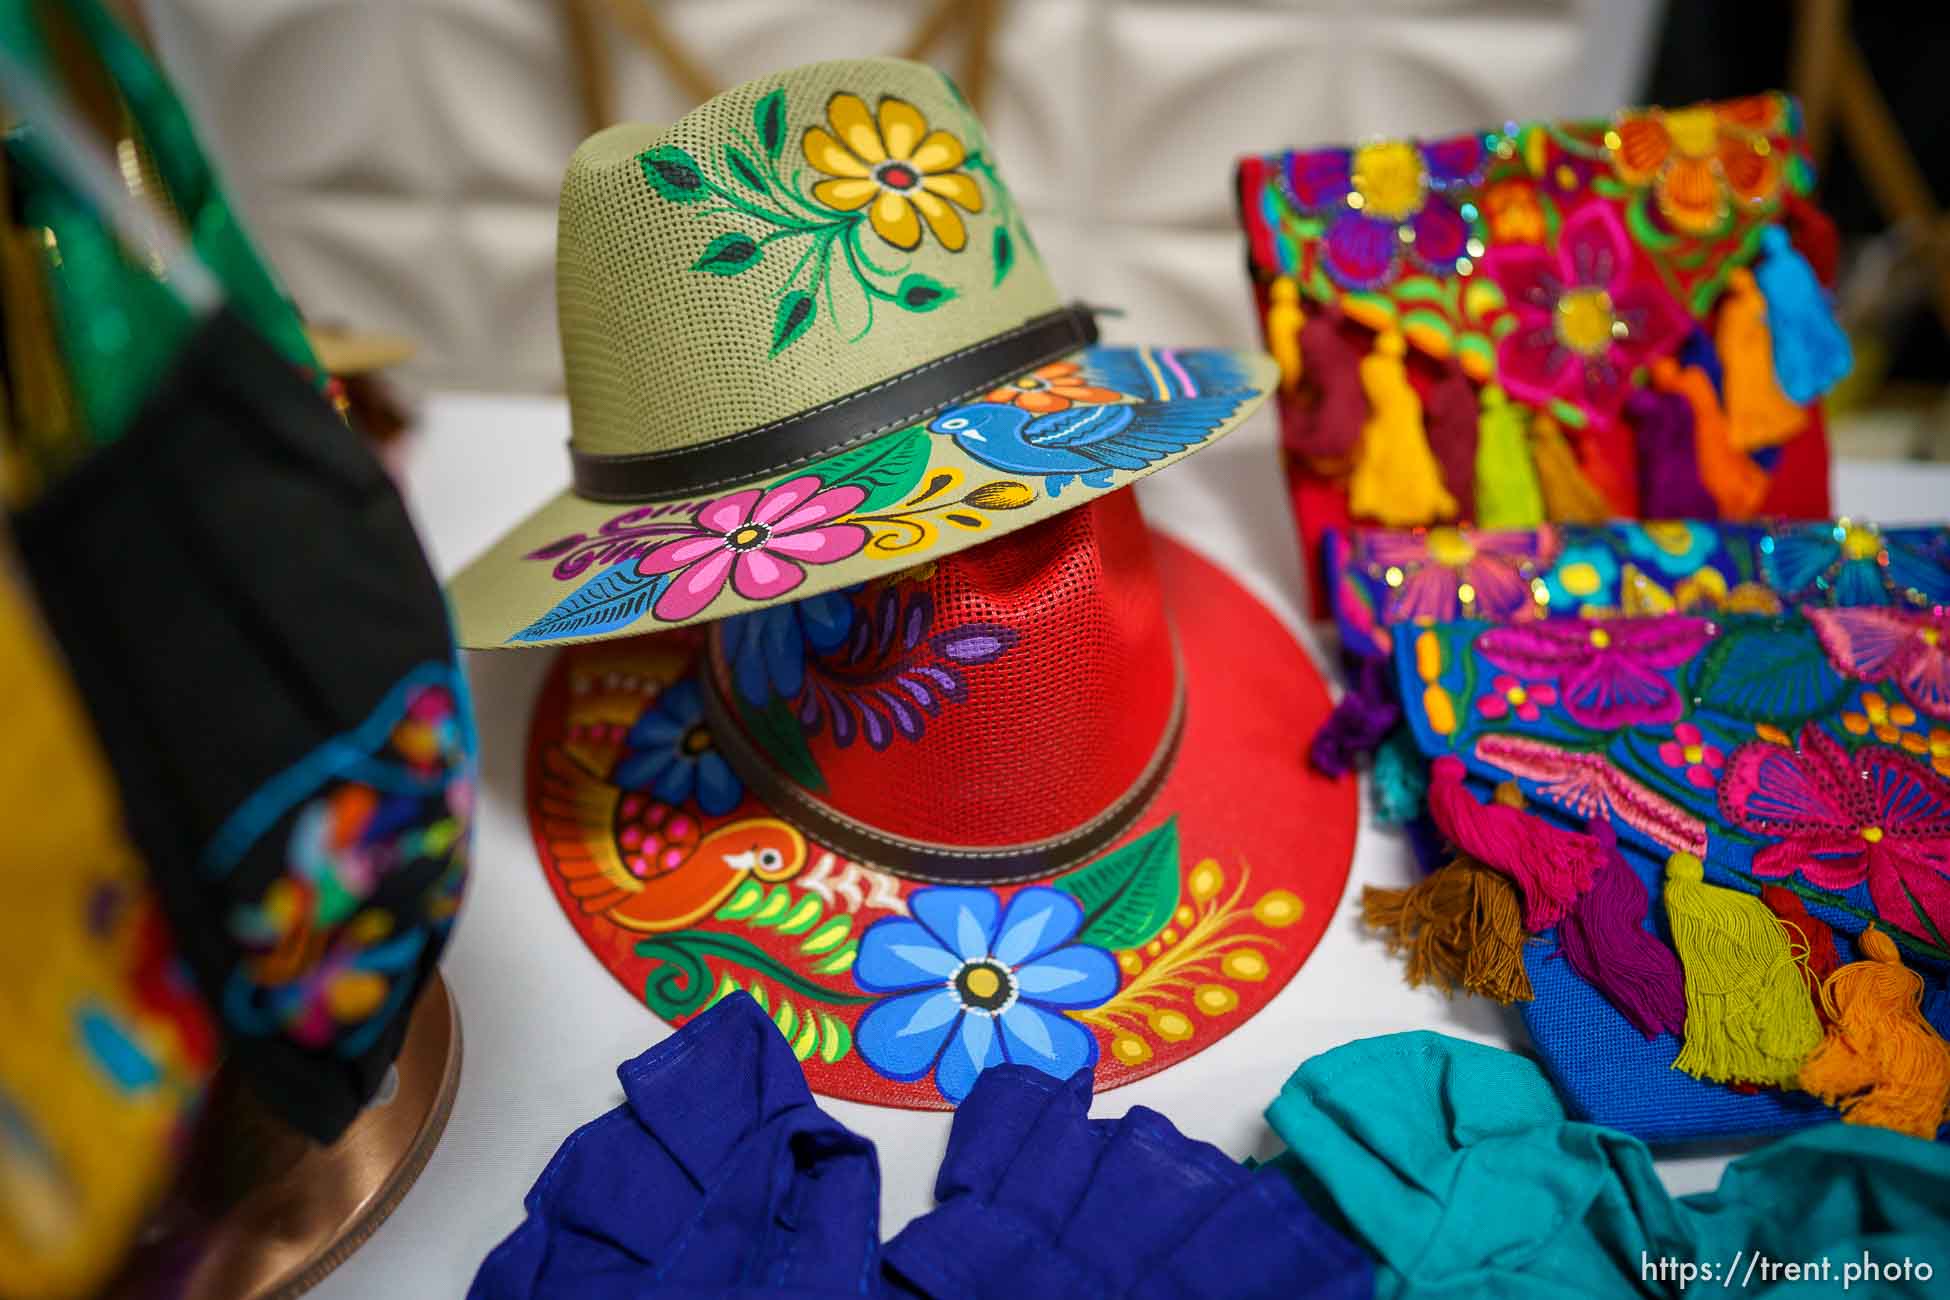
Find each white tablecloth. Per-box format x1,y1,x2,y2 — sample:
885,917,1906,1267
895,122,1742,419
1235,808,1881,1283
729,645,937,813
313,392,1950,1298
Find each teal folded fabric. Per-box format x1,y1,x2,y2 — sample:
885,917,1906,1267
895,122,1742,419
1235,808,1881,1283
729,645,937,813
1264,1032,1950,1299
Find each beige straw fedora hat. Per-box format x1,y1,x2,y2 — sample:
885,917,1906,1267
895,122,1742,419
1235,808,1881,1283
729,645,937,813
450,57,1274,648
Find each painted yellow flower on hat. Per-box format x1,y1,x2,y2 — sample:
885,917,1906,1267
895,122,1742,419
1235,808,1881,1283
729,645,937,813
804,94,984,252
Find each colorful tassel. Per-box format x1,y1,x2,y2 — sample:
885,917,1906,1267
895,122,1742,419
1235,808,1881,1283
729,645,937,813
1559,822,1687,1040
1284,309,1369,470
1626,388,1718,519
1372,725,1428,825
1362,854,1533,1004
1756,225,1852,405
1420,364,1479,520
1424,756,1604,930
1782,195,1840,288
1527,411,1612,523
1266,275,1305,392
1309,656,1400,778
1797,928,1950,1139
1663,852,1824,1086
1650,358,1769,518
1572,417,1639,516
1472,384,1544,528
1348,330,1458,525
1718,266,1808,450
1760,885,1841,1004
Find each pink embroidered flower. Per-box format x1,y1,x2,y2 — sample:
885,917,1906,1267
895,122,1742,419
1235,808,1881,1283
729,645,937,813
1480,201,1690,426
1477,616,1715,730
636,476,869,622
1477,673,1556,722
1720,726,1950,943
1807,607,1950,723
1363,525,1560,626
1657,722,1724,788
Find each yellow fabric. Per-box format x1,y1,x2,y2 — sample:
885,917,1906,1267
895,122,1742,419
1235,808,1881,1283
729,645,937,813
0,555,210,1299
1266,277,1305,392
1663,853,1823,1088
1718,268,1808,451
1348,330,1457,525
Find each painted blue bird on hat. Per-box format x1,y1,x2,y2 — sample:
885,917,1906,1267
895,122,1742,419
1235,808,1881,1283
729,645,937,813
927,347,1256,495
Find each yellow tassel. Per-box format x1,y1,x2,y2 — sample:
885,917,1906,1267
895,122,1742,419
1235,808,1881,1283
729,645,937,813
1361,855,1532,1004
1528,411,1611,523
1650,358,1769,518
1663,852,1824,1086
1718,267,1809,451
1266,276,1305,392
1798,928,1950,1139
1348,330,1458,525
1472,384,1545,528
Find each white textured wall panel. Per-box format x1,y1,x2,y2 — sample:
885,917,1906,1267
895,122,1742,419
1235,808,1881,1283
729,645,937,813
146,0,1660,393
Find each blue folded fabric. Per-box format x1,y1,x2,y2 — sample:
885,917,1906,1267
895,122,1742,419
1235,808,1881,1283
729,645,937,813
472,993,1373,1299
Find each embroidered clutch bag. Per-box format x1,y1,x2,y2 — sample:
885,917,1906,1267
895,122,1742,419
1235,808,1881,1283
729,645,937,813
1393,607,1950,1142
1311,520,1950,780
1235,95,1849,612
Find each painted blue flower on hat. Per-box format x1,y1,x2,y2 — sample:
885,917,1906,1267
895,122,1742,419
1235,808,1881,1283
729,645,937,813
720,588,857,707
853,885,1119,1103
613,679,743,816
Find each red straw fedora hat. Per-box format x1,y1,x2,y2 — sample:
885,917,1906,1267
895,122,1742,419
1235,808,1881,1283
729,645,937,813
526,489,1357,1107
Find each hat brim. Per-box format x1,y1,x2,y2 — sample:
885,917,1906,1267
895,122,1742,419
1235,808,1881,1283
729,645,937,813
523,530,1356,1109
452,346,1274,649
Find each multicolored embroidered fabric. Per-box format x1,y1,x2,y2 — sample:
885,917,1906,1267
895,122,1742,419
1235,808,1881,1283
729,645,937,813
1237,94,1845,611
1329,520,1950,662
1394,608,1950,1139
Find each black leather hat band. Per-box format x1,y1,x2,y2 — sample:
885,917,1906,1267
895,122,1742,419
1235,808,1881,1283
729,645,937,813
569,303,1100,502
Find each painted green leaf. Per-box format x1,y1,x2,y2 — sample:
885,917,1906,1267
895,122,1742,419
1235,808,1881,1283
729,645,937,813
771,291,816,355
754,87,788,159
991,226,1015,285
692,231,761,276
800,914,853,955
894,273,955,313
716,877,767,920
791,1015,820,1060
776,894,825,935
637,930,875,1021
738,694,826,793
725,145,769,196
793,427,930,513
639,145,708,204
1053,818,1182,950
818,1014,852,1064
751,888,792,927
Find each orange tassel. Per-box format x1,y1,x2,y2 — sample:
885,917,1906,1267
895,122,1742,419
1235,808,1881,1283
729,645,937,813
1528,411,1612,522
1362,855,1533,1004
1650,358,1769,518
1348,330,1458,525
1718,268,1809,451
1798,928,1950,1139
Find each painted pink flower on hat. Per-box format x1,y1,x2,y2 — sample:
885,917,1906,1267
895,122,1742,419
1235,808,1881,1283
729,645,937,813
637,476,869,621
1481,201,1689,426
1476,616,1714,730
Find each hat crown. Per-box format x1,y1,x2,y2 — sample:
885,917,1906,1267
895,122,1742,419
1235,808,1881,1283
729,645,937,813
556,58,1062,460
708,491,1178,863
